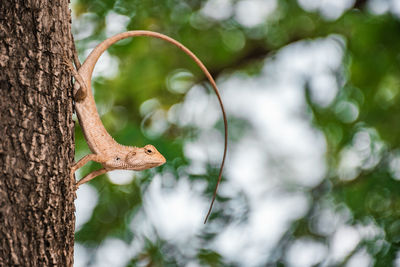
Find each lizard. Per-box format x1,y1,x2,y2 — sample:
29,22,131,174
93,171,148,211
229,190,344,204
68,31,227,224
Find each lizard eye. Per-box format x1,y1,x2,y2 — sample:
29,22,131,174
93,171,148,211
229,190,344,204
144,145,156,155
116,157,120,161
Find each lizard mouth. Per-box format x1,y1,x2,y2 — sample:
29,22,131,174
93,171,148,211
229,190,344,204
155,154,166,166
151,159,166,168
131,163,163,171
130,159,166,171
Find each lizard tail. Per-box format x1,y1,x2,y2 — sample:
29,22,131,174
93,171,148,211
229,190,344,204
81,30,228,224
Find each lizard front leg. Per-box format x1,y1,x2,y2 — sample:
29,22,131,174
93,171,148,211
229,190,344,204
76,168,108,188
71,154,102,180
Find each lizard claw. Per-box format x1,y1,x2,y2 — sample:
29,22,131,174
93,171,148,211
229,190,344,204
61,55,73,68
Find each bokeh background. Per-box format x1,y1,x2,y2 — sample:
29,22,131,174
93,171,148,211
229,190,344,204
71,0,400,266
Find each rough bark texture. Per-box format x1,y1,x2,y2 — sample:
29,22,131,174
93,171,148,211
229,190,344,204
0,1,76,266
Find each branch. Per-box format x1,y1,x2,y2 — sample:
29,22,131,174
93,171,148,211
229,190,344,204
202,36,304,82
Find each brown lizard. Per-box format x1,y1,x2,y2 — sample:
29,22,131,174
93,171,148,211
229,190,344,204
69,31,227,223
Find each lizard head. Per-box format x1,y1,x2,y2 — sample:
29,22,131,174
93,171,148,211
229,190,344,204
105,145,166,170
122,144,166,171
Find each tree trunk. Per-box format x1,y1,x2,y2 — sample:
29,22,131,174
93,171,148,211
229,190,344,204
0,1,76,266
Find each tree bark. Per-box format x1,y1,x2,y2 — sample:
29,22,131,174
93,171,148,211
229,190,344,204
0,1,76,266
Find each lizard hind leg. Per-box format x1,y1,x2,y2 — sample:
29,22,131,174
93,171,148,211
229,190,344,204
62,56,88,101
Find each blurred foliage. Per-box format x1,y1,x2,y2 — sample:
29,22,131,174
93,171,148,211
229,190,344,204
72,0,400,266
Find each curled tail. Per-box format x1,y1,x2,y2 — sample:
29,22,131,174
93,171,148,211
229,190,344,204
81,30,228,223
